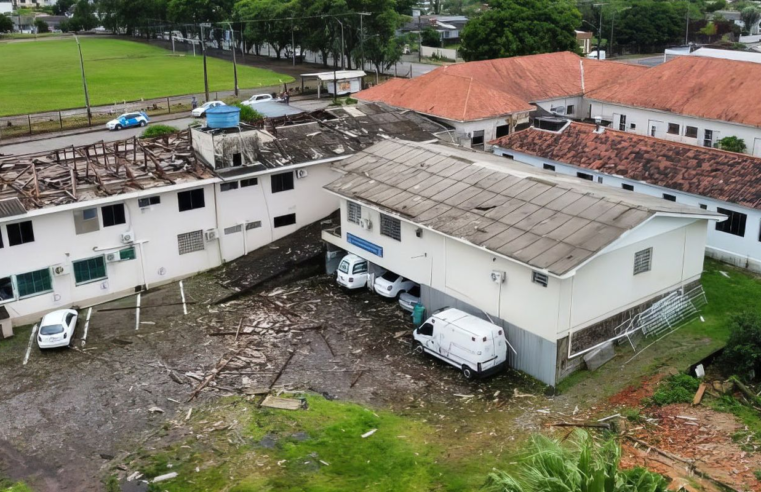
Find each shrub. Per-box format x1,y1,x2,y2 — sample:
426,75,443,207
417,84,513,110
720,312,761,381
34,19,50,33
717,136,747,153
234,103,264,124
141,125,178,138
482,430,668,492
651,374,700,406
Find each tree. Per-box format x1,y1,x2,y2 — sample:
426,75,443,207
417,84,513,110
482,431,669,492
720,312,761,381
0,13,13,33
167,0,235,24
34,19,50,33
705,0,727,13
740,6,760,35
459,0,581,61
614,0,683,52
420,26,441,46
718,135,747,153
54,0,76,15
69,0,100,31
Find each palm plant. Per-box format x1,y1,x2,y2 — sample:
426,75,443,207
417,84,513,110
482,431,668,492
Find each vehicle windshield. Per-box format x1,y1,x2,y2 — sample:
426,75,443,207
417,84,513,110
40,324,64,335
201,102,213,108
338,260,349,274
380,272,398,281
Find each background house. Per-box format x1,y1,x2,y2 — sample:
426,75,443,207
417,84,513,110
321,139,719,385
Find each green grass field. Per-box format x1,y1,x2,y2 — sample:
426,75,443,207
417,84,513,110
0,38,294,116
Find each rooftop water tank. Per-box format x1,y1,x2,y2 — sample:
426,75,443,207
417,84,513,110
206,105,241,129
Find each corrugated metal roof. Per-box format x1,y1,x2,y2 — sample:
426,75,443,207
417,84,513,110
326,140,719,276
0,198,26,219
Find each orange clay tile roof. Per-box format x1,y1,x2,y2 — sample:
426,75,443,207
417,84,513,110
586,55,761,129
491,122,761,210
356,52,647,122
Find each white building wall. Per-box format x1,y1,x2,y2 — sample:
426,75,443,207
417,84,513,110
587,100,761,157
493,148,761,272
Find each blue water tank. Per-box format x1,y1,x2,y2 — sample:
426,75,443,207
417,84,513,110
206,105,240,129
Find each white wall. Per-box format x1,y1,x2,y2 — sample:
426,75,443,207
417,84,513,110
494,148,761,272
587,100,761,157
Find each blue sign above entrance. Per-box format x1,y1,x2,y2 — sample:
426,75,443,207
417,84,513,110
347,233,383,258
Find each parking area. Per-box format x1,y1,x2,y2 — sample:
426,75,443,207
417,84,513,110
0,227,548,491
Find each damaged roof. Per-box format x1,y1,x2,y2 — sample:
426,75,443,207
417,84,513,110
221,103,443,175
325,140,718,276
0,130,211,212
491,122,761,210
355,52,648,122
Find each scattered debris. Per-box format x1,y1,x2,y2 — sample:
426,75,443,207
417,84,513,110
693,383,707,405
152,472,178,483
361,429,377,438
147,406,164,414
261,395,302,411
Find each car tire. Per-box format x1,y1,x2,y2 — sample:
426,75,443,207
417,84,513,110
413,341,425,355
115,124,122,131
462,365,475,380
140,121,147,127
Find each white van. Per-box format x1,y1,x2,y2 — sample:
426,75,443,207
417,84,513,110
586,50,606,60
413,308,507,379
336,254,386,290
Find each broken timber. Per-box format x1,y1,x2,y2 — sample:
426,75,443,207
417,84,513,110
187,344,250,402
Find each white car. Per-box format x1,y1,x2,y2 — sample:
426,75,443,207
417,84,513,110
106,111,150,131
192,101,225,117
37,309,78,349
374,272,417,298
336,254,385,290
243,94,275,105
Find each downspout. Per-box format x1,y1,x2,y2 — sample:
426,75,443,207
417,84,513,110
212,183,223,265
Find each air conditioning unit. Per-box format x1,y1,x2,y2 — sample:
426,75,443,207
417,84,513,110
296,169,308,179
52,264,71,276
360,218,372,230
490,270,506,284
105,253,121,263
121,231,135,244
205,228,219,241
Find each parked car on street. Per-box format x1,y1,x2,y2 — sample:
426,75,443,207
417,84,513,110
37,309,78,350
336,254,386,290
106,112,149,131
399,285,421,312
374,272,417,299
413,308,507,379
191,101,225,117
243,94,275,106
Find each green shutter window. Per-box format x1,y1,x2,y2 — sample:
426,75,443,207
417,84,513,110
16,268,52,298
73,256,107,285
119,247,136,261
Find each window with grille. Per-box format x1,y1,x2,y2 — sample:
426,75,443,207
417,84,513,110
220,181,239,192
224,225,242,235
567,105,575,115
138,196,160,208
102,204,126,227
347,202,361,224
667,123,680,135
633,248,652,275
685,126,698,138
274,213,296,228
16,268,52,298
73,256,107,285
622,183,634,191
380,214,401,241
119,248,136,261
663,193,677,202
246,221,262,230
618,115,626,131
241,178,258,188
716,207,747,237
543,163,555,171
577,172,593,181
178,230,204,255
532,271,548,287
7,220,35,246
178,189,205,212
271,172,295,193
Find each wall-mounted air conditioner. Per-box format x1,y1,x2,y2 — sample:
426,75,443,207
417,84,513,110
52,264,71,276
490,270,506,284
296,169,308,179
121,231,135,244
360,218,372,230
205,228,219,241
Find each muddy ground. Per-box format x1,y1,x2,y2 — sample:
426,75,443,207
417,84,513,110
0,221,755,491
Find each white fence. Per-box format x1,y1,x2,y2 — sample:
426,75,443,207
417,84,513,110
420,45,458,61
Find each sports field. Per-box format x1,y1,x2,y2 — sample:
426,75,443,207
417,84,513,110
0,38,294,116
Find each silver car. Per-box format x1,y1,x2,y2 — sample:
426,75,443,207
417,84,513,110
398,285,421,312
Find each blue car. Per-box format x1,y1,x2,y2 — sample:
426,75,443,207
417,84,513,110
106,111,150,131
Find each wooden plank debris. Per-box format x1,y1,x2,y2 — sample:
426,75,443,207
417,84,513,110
261,395,302,410
187,344,250,402
693,383,707,405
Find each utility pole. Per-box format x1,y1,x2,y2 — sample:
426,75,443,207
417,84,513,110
200,23,210,102
336,18,345,70
685,9,690,45
226,22,239,96
594,3,605,58
74,35,92,127
359,12,371,71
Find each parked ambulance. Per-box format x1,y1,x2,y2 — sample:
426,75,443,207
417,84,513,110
413,308,507,379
